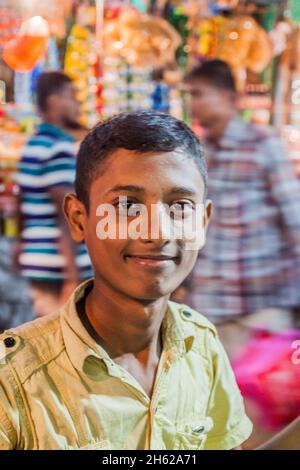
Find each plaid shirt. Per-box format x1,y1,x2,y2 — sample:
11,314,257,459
186,117,300,323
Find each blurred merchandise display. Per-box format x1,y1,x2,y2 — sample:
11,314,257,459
0,0,294,126
0,3,21,46
64,23,100,127
0,103,36,239
102,57,153,117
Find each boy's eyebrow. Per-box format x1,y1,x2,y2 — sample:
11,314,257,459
105,185,199,197
169,186,198,196
106,185,145,195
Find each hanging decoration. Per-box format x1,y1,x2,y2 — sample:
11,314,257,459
3,16,49,73
216,16,273,74
103,8,182,68
17,0,73,39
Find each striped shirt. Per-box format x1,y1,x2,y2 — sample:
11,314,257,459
17,123,92,281
186,117,300,323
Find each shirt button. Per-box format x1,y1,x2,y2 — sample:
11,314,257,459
193,425,205,433
182,310,192,318
4,337,16,348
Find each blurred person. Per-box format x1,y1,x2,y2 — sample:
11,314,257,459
185,60,300,359
16,71,92,317
0,238,33,332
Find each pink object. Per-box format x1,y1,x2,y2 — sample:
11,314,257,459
232,329,300,431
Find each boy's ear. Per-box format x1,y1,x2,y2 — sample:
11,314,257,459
204,199,213,233
63,193,87,243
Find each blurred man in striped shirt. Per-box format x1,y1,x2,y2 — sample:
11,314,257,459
17,72,92,317
185,60,300,357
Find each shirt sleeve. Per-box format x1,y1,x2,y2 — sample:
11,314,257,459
263,133,300,258
0,381,18,450
204,331,253,450
42,141,76,189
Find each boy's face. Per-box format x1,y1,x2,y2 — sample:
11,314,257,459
65,149,212,301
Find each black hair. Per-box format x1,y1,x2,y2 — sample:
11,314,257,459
36,71,72,112
186,59,236,92
75,111,207,210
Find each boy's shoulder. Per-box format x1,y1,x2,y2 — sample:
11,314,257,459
167,302,224,360
168,301,217,336
0,311,64,384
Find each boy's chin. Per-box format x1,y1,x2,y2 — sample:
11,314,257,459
130,284,177,302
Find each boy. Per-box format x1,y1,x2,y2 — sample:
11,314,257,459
0,111,291,450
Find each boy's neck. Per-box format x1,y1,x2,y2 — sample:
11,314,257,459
84,278,169,366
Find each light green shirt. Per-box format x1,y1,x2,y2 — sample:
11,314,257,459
0,280,252,450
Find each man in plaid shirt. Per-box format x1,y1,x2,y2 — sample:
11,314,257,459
185,60,300,357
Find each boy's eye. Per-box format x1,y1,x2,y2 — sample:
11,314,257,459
116,199,142,216
170,201,194,219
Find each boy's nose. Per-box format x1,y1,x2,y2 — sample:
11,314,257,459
143,203,173,245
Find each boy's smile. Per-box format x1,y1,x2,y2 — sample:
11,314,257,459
65,148,211,301
124,252,180,270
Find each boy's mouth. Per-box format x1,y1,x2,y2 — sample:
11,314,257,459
124,254,179,269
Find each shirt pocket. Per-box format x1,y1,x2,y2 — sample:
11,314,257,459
174,417,213,451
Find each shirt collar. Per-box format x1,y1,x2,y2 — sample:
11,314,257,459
60,280,110,373
60,280,196,375
38,122,75,142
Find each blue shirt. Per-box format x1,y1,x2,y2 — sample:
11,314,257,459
17,123,92,281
